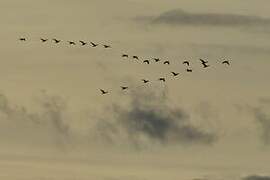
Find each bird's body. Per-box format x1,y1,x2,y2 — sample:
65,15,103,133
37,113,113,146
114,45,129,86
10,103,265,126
143,60,150,64
122,54,128,58
203,64,210,68
68,41,76,45
183,61,190,66
186,69,193,72
133,56,139,60
153,58,160,62
79,41,87,46
222,60,230,65
121,86,128,90
159,77,166,82
52,39,61,43
171,72,179,76
90,42,98,47
100,89,108,95
103,45,111,48
40,38,48,42
19,38,26,41
142,79,149,83
163,61,170,65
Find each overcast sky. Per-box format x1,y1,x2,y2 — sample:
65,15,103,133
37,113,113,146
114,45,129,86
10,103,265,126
0,0,270,179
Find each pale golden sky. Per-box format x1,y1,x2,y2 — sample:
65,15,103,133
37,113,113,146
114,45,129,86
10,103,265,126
0,0,270,179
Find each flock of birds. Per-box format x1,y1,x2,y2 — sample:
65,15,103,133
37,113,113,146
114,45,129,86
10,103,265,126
19,37,231,95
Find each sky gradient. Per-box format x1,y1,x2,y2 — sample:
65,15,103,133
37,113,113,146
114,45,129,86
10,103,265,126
0,0,270,179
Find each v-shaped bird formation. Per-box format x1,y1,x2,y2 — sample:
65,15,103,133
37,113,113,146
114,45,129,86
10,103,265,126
19,37,231,95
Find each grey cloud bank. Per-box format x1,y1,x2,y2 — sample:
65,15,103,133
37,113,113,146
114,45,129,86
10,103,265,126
243,175,270,180
137,9,270,27
97,89,217,148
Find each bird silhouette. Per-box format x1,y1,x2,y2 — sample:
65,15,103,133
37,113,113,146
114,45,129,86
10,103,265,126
143,60,150,64
133,56,139,60
142,79,149,83
122,54,128,58
100,89,108,95
200,59,208,64
90,42,98,47
103,45,111,48
19,38,26,41
163,61,170,65
183,61,190,66
40,38,48,42
222,60,230,65
186,69,193,72
52,39,61,43
153,58,160,62
200,59,210,68
79,40,87,46
159,77,166,82
68,41,76,45
121,86,128,90
171,72,179,76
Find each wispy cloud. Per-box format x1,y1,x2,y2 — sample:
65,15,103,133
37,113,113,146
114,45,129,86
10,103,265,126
136,9,270,27
243,175,270,180
249,98,270,145
252,107,270,145
0,92,71,147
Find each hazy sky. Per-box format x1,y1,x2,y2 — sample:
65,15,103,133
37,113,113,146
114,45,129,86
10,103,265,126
0,0,270,179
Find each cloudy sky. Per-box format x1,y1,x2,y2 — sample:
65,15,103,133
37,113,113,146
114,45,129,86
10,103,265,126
0,0,270,179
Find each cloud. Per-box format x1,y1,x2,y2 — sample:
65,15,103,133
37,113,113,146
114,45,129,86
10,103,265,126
243,175,270,180
0,92,71,147
137,9,270,27
252,107,270,145
97,88,218,148
248,98,270,145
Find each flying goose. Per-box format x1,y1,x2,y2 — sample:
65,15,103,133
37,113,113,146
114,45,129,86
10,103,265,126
100,89,108,95
143,60,150,64
183,61,190,66
171,72,179,76
163,61,170,65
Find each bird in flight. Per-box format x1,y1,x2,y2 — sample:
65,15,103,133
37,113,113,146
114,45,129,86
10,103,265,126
19,38,26,41
100,89,108,95
79,40,87,46
52,39,61,43
90,42,98,47
171,72,179,76
153,58,160,62
122,54,128,58
142,79,149,83
183,61,190,66
133,56,139,60
40,38,48,42
103,45,111,48
200,59,210,68
159,77,166,82
143,60,150,64
186,69,193,72
121,86,128,90
222,60,230,65
163,61,170,65
68,41,76,45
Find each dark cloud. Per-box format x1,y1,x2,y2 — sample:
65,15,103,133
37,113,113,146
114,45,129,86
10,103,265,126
137,9,270,27
243,175,270,180
97,89,217,148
